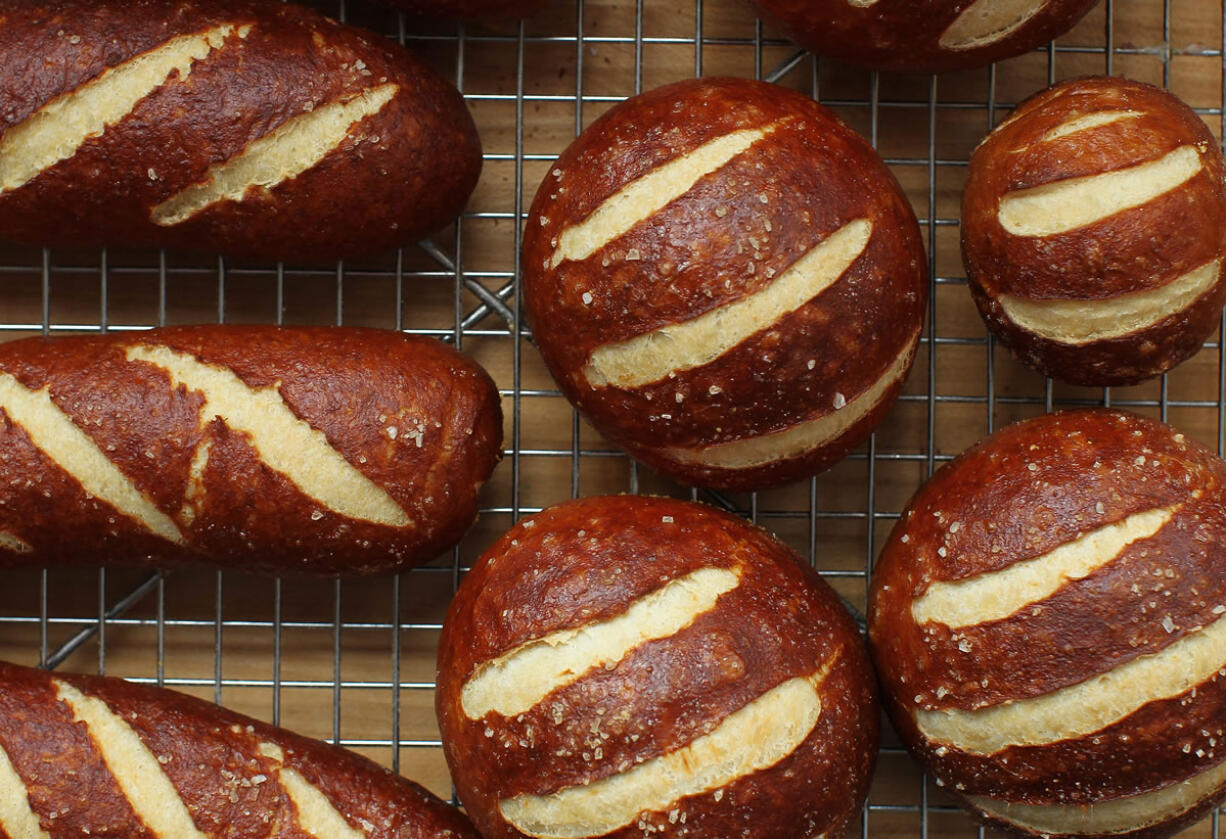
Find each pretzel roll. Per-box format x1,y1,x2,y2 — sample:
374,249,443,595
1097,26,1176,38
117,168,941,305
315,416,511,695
745,0,1099,74
870,409,1226,838
962,77,1226,386
521,77,927,491
436,495,878,839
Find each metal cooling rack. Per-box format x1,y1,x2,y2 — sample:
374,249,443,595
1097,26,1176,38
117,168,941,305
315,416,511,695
0,0,1224,835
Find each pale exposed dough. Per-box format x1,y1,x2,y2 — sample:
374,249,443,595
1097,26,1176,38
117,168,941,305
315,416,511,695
497,663,834,839
178,438,214,527
938,0,1050,50
911,505,1177,628
997,145,1202,237
0,24,248,194
55,680,208,839
549,124,781,269
278,767,367,839
970,757,1226,835
656,327,919,470
461,566,742,720
1041,110,1141,144
917,613,1226,755
0,372,184,544
126,344,410,528
583,219,872,389
0,741,50,839
151,84,398,226
0,531,33,554
999,260,1221,345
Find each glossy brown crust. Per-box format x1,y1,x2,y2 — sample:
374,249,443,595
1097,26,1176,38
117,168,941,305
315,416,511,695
0,325,502,575
436,495,879,839
375,0,546,20
962,77,1226,386
0,0,481,262
521,77,927,491
746,0,1100,73
868,410,1226,835
0,660,480,839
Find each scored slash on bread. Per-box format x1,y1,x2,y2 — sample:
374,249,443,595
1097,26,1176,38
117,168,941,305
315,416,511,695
0,660,481,839
0,326,502,575
0,0,482,261
521,77,927,491
961,76,1226,386
870,409,1226,838
436,495,879,839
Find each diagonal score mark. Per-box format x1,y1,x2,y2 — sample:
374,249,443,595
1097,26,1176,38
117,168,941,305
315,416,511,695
257,742,367,839
583,219,872,389
56,680,208,839
998,260,1222,346
911,504,1179,628
1041,111,1141,144
657,326,920,470
152,83,399,226
918,610,1226,755
0,24,250,194
0,742,50,839
461,566,742,720
997,145,1203,237
549,123,783,269
498,658,837,839
939,0,1052,50
970,757,1226,836
125,344,410,528
0,372,184,543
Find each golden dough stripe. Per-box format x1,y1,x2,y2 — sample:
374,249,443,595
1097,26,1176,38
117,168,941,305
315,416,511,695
911,504,1179,628
125,344,410,528
969,757,1226,836
498,662,836,839
548,123,784,269
258,743,367,839
938,0,1053,50
461,566,743,719
918,609,1226,755
0,25,398,225
655,326,919,470
582,219,873,389
0,742,51,839
996,144,1204,237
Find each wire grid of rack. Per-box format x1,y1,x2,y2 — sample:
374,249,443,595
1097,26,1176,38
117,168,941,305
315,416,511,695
0,0,1224,835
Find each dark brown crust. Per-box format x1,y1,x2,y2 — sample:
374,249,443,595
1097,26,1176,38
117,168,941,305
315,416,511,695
375,0,546,20
521,77,927,491
961,77,1226,386
868,409,1226,835
0,325,502,575
745,0,1100,73
436,494,879,839
0,0,482,262
0,660,480,839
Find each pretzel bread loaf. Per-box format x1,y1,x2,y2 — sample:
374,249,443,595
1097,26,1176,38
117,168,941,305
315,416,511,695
962,77,1226,386
746,0,1100,73
0,0,481,262
870,410,1226,837
0,326,502,575
521,78,927,491
437,495,879,839
0,660,480,839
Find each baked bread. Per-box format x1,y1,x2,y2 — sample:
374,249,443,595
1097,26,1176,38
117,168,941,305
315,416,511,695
870,409,1226,838
0,659,481,839
0,0,482,262
436,494,879,839
745,0,1100,73
521,77,927,491
0,325,502,575
961,76,1226,386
